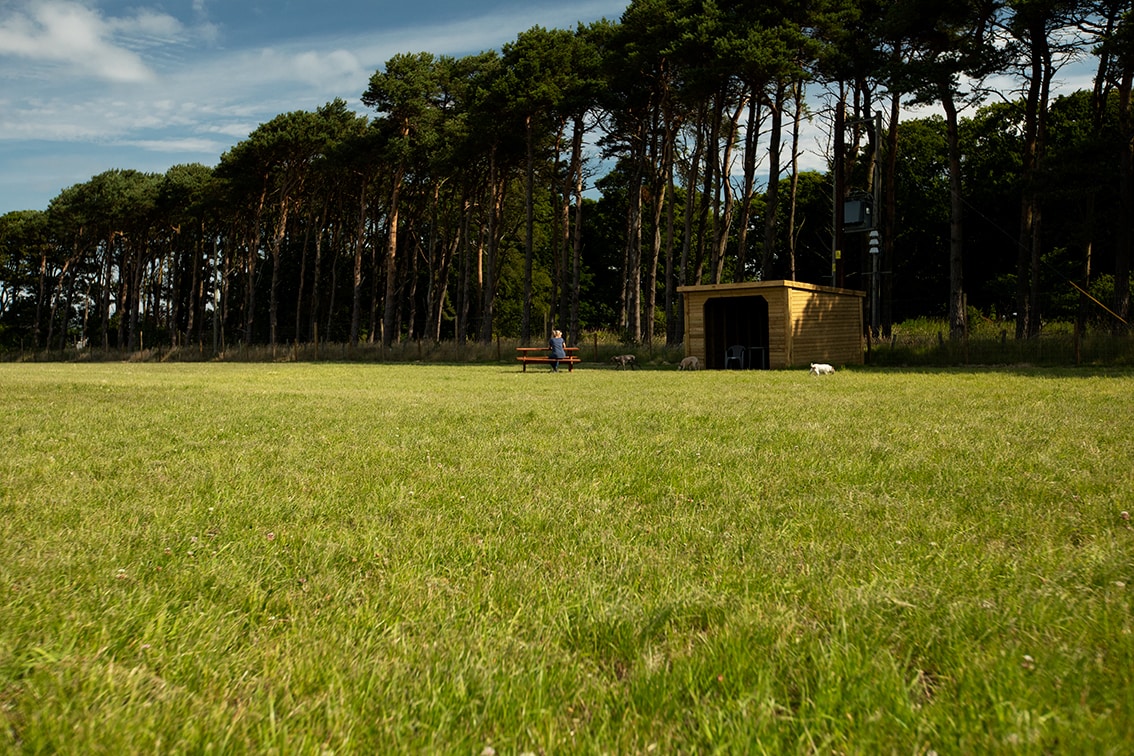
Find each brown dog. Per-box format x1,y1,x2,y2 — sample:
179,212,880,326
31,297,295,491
678,356,700,370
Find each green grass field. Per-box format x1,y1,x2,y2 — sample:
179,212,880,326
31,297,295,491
1,362,1132,753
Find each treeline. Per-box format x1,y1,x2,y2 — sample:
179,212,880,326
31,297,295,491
1,0,1132,353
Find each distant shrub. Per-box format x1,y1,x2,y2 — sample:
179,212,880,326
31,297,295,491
869,318,1134,367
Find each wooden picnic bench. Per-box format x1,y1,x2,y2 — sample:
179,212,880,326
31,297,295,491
516,346,581,372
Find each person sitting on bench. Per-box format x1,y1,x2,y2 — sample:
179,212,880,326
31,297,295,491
548,329,567,372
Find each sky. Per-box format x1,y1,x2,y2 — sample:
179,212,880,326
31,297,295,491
0,0,630,216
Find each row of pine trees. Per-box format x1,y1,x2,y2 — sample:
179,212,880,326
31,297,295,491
1,0,1132,353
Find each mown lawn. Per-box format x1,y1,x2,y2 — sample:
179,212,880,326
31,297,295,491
1,362,1132,753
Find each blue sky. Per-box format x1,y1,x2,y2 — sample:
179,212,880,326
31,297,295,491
0,0,629,215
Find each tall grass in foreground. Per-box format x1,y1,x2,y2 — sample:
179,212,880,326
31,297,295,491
1,363,1132,753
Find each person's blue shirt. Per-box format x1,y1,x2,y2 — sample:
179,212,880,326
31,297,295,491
549,335,566,359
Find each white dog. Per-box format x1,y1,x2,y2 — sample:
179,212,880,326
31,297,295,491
809,362,835,376
678,356,700,371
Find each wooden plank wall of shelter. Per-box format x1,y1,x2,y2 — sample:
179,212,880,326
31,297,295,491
787,285,865,366
768,286,789,367
680,286,711,363
679,281,864,369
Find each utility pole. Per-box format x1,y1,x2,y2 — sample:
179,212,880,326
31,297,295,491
869,229,881,335
869,110,882,336
833,101,845,288
834,108,884,329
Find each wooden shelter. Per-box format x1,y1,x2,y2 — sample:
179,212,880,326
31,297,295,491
678,280,865,369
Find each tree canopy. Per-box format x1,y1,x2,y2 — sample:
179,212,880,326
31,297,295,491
2,0,1132,352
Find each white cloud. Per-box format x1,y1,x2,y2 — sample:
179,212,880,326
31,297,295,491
201,122,260,139
129,137,227,154
0,0,631,213
290,49,364,87
1,0,626,143
107,7,182,39
0,1,162,81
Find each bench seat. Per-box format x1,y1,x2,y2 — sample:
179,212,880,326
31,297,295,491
516,355,581,372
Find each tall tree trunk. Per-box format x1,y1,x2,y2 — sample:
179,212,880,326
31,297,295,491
242,233,255,346
706,94,725,284
168,236,181,346
569,114,585,345
645,109,676,346
405,225,421,341
682,119,704,303
299,205,323,343
883,87,901,338
382,168,404,347
624,122,646,341
943,91,966,340
187,225,203,344
456,192,474,344
243,185,267,345
788,79,805,283
308,201,333,343
427,184,459,342
1081,10,1114,339
118,245,131,348
664,160,678,346
712,96,744,284
761,83,786,278
127,242,145,351
293,205,318,345
555,121,570,340
1115,60,1133,327
1016,22,1050,339
369,217,381,343
268,199,289,349
430,230,460,342
100,235,113,349
521,114,535,345
45,260,71,351
325,234,338,342
480,149,503,344
350,183,369,345
645,181,663,346
34,251,47,349
693,111,712,286
216,233,227,352
735,88,761,283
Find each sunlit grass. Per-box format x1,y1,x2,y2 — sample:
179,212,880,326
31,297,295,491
1,363,1132,752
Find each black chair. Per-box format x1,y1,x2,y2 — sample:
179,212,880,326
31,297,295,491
724,344,745,369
